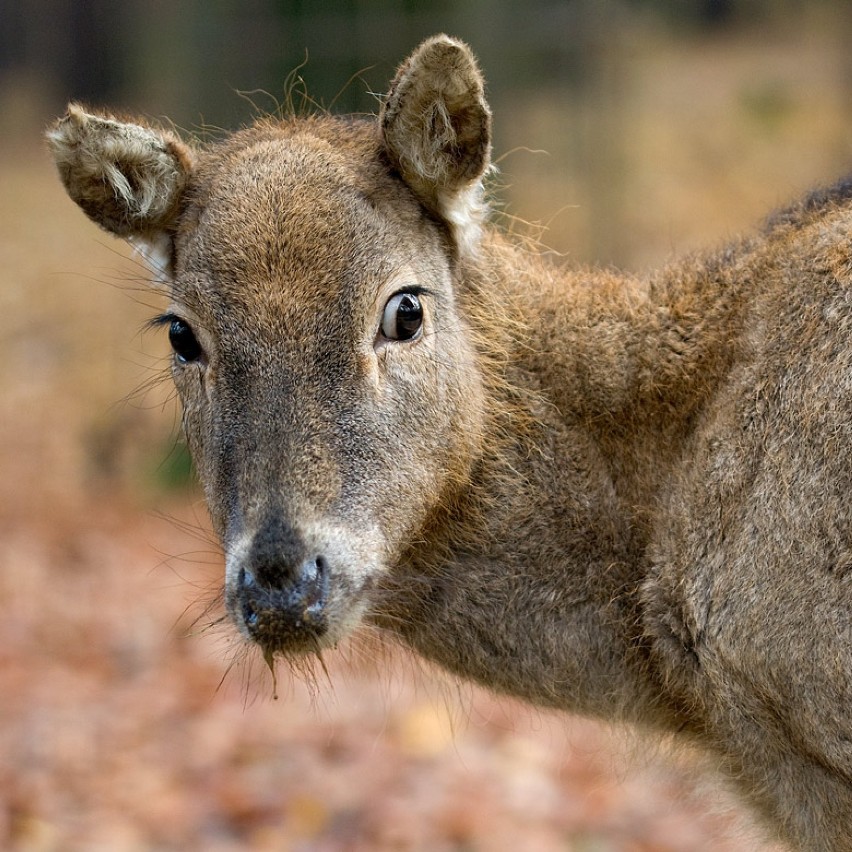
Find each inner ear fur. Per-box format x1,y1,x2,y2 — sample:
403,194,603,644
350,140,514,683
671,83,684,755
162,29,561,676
381,35,492,246
47,103,194,240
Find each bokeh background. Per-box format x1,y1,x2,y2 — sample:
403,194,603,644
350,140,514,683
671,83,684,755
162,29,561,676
2,1,852,849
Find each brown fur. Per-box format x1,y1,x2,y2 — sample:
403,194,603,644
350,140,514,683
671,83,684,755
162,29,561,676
48,35,852,850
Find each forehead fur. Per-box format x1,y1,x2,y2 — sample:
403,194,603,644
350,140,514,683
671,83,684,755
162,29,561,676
174,115,446,321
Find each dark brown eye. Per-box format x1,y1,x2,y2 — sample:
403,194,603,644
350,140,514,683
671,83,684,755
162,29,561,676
168,318,203,363
380,292,423,341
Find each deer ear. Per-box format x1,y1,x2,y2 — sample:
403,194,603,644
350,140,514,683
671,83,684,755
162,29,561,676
381,35,492,252
47,104,194,275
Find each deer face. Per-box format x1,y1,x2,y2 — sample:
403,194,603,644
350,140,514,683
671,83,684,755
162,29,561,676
48,37,493,658
167,128,487,654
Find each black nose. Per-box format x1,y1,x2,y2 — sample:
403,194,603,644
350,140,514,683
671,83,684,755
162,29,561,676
237,555,329,649
231,515,329,651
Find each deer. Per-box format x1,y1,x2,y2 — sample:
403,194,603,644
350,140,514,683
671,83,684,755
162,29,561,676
47,34,852,850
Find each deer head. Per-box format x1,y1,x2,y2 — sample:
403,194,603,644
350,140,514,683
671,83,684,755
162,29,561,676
48,36,494,659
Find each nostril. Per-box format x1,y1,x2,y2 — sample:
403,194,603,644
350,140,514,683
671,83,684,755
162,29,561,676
300,556,328,618
242,598,259,628
301,555,324,585
237,568,259,631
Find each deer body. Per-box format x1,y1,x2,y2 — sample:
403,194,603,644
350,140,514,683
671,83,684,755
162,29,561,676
49,37,852,849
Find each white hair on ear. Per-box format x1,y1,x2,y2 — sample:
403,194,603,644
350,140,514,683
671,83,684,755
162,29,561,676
128,233,173,285
436,170,493,257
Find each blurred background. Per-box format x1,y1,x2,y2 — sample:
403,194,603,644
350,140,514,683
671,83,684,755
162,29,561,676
1,0,851,849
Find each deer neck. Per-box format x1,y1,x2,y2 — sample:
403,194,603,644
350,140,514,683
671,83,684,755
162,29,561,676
374,231,752,727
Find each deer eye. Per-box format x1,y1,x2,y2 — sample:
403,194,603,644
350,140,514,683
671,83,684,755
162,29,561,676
168,318,203,363
380,292,423,341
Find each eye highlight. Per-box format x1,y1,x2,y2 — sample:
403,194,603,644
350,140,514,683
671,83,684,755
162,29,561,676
380,291,423,341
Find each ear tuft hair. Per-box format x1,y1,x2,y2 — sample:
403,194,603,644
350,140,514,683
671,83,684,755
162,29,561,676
47,104,194,240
